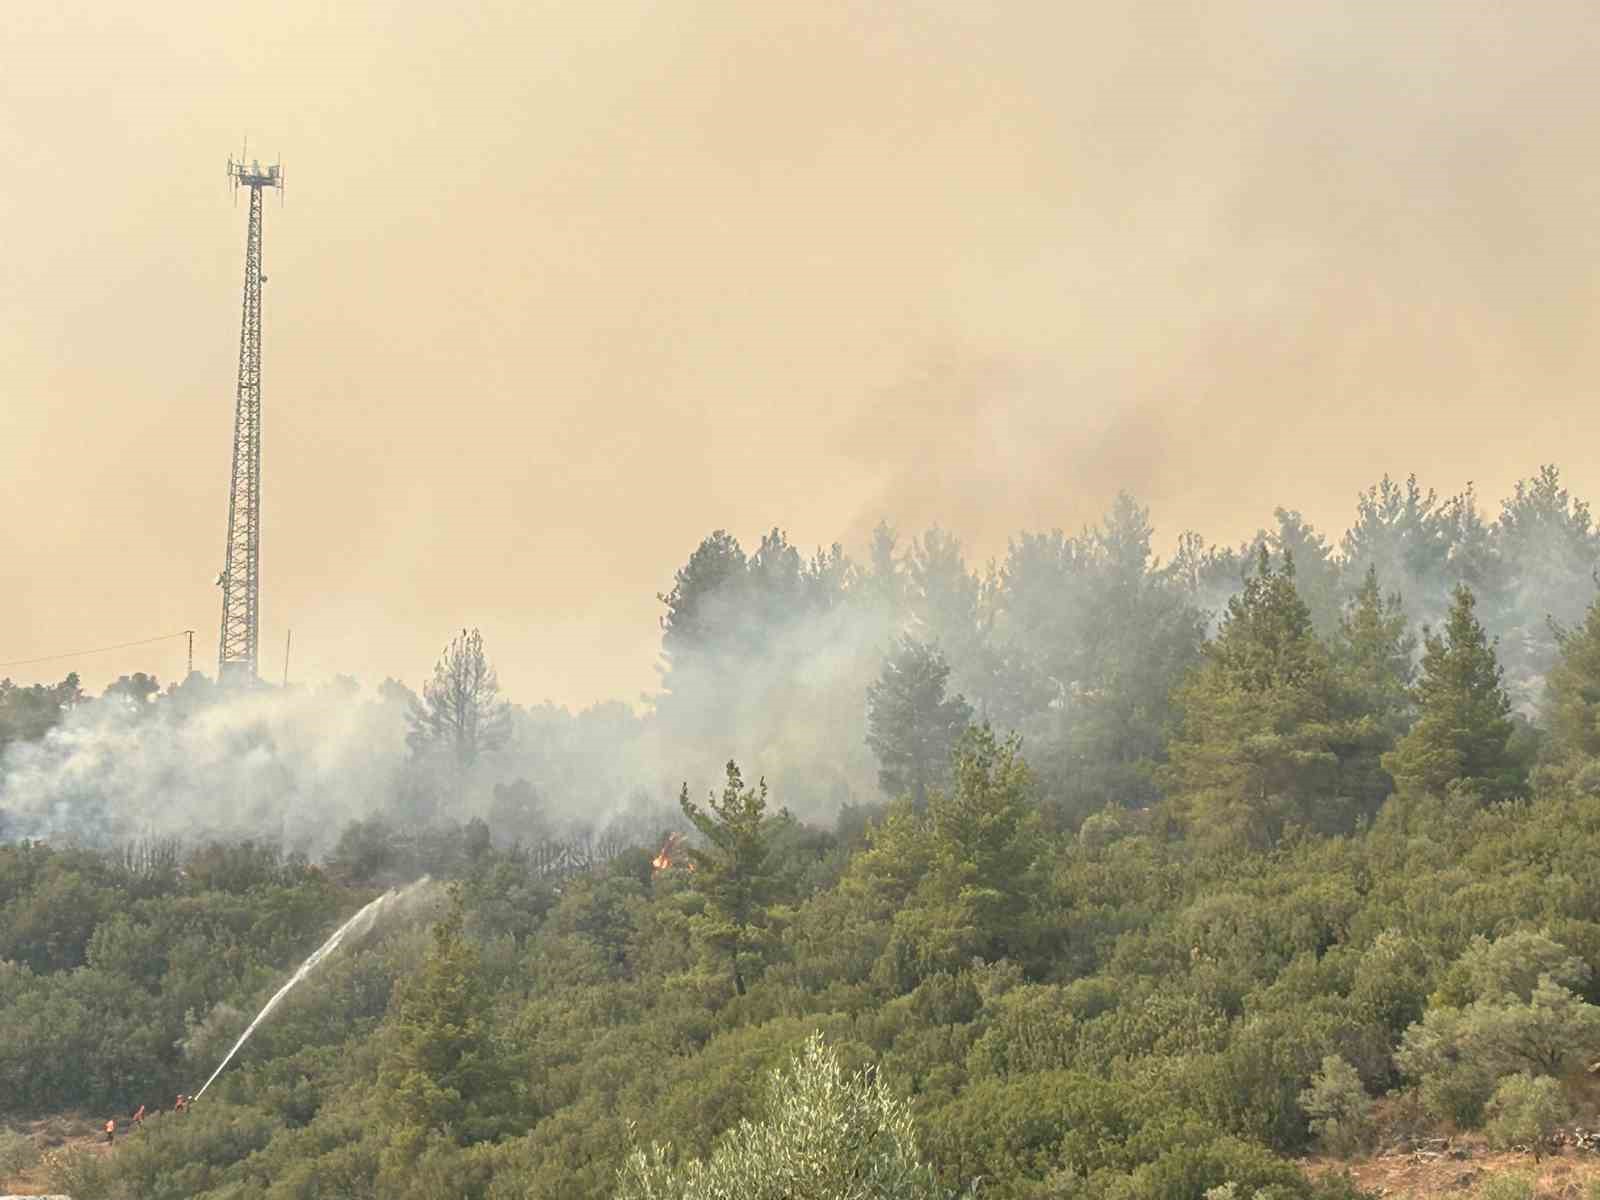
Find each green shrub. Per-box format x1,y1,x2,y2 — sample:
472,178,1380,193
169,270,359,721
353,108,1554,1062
924,1070,1144,1186
1298,1055,1375,1157
1399,976,1600,1129
1096,1134,1312,1200
44,1143,109,1199
1483,1074,1570,1161
1395,1006,1499,1126
0,1126,40,1177
1349,930,1433,1037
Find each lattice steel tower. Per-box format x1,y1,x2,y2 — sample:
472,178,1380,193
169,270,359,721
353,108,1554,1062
217,152,282,683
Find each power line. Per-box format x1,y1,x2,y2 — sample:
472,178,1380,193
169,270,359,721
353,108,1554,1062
0,630,195,671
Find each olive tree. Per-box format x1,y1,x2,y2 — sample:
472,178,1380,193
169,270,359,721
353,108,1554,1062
614,1033,961,1200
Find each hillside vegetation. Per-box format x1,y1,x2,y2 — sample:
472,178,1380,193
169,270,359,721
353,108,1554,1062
8,471,1600,1199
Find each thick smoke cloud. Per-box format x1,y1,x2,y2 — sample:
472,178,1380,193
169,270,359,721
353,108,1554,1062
0,682,409,850
8,2,1600,708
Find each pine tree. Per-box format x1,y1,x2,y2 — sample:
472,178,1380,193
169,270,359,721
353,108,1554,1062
1340,474,1453,619
657,530,749,665
1166,548,1350,846
1382,585,1520,803
679,761,778,996
1208,548,1323,690
1495,466,1600,701
992,495,1206,823
865,519,906,616
1263,508,1343,636
1331,566,1417,814
866,637,974,807
905,528,993,707
407,628,511,771
1336,568,1416,732
1539,592,1600,782
922,727,1042,967
378,886,508,1146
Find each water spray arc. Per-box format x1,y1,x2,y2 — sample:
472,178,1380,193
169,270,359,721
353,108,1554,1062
193,879,427,1100
216,150,282,684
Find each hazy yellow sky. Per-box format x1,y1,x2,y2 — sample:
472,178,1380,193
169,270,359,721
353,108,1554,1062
6,1,1600,707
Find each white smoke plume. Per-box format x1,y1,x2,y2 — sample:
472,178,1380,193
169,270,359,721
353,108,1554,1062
0,679,410,852
6,470,1598,853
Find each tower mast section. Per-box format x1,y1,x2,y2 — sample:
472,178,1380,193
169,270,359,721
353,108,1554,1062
217,153,281,683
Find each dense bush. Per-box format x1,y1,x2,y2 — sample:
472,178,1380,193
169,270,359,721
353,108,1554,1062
17,771,1600,1197
0,1127,40,1178
1298,1056,1374,1157
1484,1074,1570,1160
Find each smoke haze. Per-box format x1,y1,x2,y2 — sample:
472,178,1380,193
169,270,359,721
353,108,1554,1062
0,680,410,848
6,1,1600,708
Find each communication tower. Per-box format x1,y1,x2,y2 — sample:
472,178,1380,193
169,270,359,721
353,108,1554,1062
216,151,282,683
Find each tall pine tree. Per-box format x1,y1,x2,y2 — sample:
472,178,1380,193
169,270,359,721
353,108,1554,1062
866,637,974,807
679,761,780,996
1166,548,1352,846
378,886,512,1161
1382,585,1521,804
992,495,1206,824
1331,566,1417,815
1539,591,1600,785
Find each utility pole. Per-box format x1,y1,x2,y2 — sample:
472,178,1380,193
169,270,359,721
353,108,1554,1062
216,149,282,684
185,629,195,678
282,629,292,688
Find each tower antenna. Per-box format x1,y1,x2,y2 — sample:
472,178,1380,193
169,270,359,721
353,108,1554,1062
217,149,282,684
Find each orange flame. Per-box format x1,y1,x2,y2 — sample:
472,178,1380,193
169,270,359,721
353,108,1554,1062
652,831,693,872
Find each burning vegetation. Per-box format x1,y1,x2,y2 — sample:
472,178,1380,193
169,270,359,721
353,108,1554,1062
651,830,692,873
